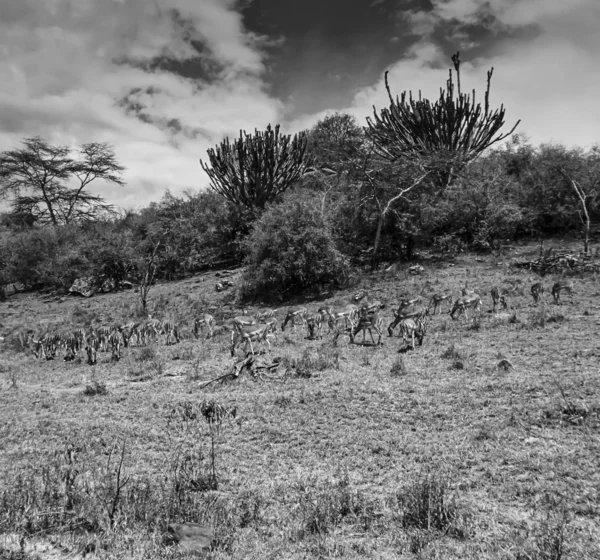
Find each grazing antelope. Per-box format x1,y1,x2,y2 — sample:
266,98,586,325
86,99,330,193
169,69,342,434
450,294,482,320
531,282,544,304
551,280,574,305
231,315,257,344
85,333,100,365
194,314,215,339
388,303,428,337
257,308,278,321
428,293,453,315
107,331,122,360
231,323,271,357
399,317,427,350
264,317,279,340
490,287,508,312
119,322,141,347
281,308,308,333
161,321,180,345
307,308,330,340
349,309,383,346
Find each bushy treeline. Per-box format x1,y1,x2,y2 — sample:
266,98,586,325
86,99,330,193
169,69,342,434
0,116,599,300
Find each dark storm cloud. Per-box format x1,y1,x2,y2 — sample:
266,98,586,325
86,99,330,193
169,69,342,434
242,0,419,117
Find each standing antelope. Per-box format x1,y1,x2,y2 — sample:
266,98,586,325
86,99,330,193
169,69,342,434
306,312,325,340
349,309,384,346
231,323,271,357
281,308,308,333
428,293,453,315
388,303,428,337
551,280,574,305
531,282,544,304
194,314,215,339
490,287,508,312
450,294,482,320
399,317,427,350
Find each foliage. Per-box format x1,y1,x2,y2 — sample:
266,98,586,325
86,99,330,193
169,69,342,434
200,124,314,210
0,137,125,225
366,52,520,188
240,193,349,299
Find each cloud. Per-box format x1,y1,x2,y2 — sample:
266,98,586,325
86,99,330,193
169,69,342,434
288,0,600,150
0,0,283,209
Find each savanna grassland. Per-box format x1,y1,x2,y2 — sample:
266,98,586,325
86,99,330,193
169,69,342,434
1,241,600,560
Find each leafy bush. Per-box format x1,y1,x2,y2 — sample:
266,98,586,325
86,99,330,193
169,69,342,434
240,193,349,300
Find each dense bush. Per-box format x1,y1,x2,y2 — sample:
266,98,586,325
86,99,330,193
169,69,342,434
239,193,349,300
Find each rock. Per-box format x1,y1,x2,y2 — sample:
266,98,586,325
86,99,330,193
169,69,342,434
100,277,116,293
69,277,98,298
409,265,424,275
167,523,213,553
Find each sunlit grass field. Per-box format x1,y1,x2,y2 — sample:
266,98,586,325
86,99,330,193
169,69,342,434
1,240,599,559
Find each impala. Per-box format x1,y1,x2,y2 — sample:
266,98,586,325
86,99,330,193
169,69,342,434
428,293,453,315
264,317,279,340
490,287,508,312
450,294,482,320
231,315,257,343
306,310,328,340
388,303,428,337
107,331,122,360
350,309,383,346
194,314,215,339
231,323,271,356
85,332,100,365
161,321,180,345
399,317,427,350
281,308,308,333
530,282,544,304
258,308,278,321
551,280,574,305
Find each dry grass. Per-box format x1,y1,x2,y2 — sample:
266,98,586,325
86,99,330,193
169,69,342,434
1,241,600,559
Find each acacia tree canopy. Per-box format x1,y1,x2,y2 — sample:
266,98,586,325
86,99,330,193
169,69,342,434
0,137,125,225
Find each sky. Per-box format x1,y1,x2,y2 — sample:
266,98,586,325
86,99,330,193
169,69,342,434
1,0,599,210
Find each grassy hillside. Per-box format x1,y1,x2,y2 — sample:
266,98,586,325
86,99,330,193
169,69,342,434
1,240,599,559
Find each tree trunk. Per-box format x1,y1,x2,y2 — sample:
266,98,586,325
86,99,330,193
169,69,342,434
371,212,384,271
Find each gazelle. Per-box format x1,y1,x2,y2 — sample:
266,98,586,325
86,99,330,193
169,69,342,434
230,323,271,357
450,294,482,320
531,282,544,304
281,308,308,333
399,317,427,350
388,303,428,337
428,293,453,315
551,280,574,305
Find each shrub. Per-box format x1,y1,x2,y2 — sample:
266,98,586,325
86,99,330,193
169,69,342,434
240,193,349,300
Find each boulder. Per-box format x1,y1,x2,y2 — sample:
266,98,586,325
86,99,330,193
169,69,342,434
167,523,213,553
69,277,98,298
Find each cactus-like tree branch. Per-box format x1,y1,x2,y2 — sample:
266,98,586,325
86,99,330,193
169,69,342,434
366,52,520,188
200,124,313,209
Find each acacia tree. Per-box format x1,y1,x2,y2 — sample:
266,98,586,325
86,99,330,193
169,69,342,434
366,52,520,189
199,124,313,211
0,137,125,225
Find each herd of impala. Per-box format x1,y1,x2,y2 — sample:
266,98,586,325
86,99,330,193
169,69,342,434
25,279,575,363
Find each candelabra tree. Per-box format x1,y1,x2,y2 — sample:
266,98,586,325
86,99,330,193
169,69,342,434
366,52,520,189
200,124,313,211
